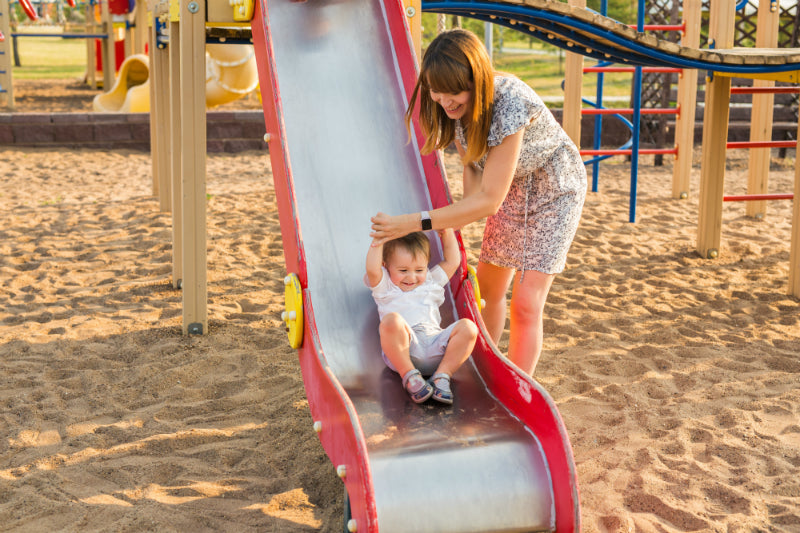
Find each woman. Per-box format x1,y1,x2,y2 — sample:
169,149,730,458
370,29,586,376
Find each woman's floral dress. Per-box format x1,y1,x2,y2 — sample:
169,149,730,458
455,76,586,275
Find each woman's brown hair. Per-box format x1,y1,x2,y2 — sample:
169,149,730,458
405,29,494,165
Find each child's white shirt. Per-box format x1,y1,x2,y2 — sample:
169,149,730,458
367,265,449,327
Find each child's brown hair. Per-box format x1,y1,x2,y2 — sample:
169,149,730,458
383,232,430,264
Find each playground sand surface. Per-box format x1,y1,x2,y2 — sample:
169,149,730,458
2,80,800,531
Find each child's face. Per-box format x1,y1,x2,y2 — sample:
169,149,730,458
384,248,428,292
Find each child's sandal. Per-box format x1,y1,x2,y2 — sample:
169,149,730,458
402,369,433,404
429,372,453,405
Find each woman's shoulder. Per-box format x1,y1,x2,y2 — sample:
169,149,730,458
487,75,544,146
493,75,541,105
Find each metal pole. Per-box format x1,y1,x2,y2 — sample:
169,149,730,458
484,22,492,60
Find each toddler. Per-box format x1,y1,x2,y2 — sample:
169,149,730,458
365,228,478,404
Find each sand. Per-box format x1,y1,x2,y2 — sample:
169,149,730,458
2,79,800,531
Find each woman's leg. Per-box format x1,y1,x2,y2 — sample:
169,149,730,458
476,261,515,345
379,313,414,377
508,270,555,375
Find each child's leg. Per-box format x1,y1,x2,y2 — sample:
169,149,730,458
433,318,478,376
379,313,415,377
380,313,433,403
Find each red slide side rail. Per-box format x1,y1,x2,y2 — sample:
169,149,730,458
250,2,379,530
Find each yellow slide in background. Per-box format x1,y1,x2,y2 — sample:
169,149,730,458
92,53,150,113
92,44,258,112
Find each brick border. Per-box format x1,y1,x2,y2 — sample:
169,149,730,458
0,110,268,152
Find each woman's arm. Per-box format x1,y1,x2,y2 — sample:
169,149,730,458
370,129,525,245
456,138,481,200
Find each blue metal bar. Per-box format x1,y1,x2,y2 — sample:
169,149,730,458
592,68,604,192
630,65,642,222
591,0,608,193
629,0,645,223
421,0,800,74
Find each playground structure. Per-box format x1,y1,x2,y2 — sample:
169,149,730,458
91,43,258,112
418,0,800,294
0,0,257,112
0,0,148,108
83,0,148,89
571,0,799,225
566,0,697,224
1,0,784,529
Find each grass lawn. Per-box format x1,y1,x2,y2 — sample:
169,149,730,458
9,34,89,80
494,51,634,105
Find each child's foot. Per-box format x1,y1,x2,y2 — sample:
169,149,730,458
429,373,453,405
402,369,433,404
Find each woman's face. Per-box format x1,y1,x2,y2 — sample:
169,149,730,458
429,85,473,121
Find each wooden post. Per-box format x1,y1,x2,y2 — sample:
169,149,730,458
696,0,735,259
124,21,132,59
86,1,96,88
562,0,585,147
180,0,207,335
149,3,171,210
148,4,160,197
745,1,780,219
169,15,183,289
790,112,800,297
133,0,148,55
402,0,421,62
671,0,701,199
0,0,14,110
100,0,115,91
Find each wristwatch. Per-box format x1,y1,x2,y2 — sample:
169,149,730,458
420,211,432,231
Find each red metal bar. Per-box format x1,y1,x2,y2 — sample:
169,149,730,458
727,140,797,149
20,0,38,20
583,66,682,73
723,193,794,201
731,86,800,94
581,148,678,156
581,107,678,115
628,23,686,32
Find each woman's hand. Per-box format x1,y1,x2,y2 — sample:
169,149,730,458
370,212,415,246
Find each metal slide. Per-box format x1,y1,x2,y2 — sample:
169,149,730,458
250,1,580,531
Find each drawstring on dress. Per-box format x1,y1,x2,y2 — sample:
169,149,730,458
520,173,531,283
